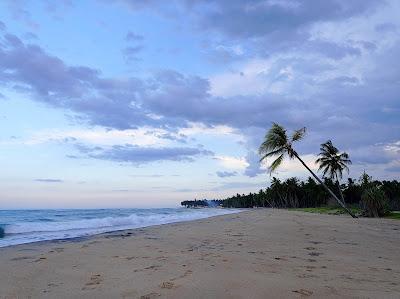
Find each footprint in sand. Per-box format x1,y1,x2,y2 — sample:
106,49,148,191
42,282,63,293
126,256,137,261
304,247,316,251
11,256,34,261
140,292,161,299
309,241,322,245
171,270,193,281
160,281,175,289
274,257,288,261
308,252,322,257
82,274,103,290
292,289,313,296
34,257,47,262
297,273,317,279
307,259,317,263
147,264,161,270
156,256,168,261
185,270,193,276
49,247,65,253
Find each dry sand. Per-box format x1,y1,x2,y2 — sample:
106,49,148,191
1,209,400,299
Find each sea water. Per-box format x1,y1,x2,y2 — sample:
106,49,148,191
0,208,240,248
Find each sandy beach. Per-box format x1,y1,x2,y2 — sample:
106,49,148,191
1,209,400,298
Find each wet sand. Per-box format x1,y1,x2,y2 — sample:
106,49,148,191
1,209,400,298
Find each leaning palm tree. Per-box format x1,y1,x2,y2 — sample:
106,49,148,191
259,123,357,218
316,140,351,205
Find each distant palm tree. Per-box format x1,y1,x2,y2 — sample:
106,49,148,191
259,123,357,218
316,140,352,205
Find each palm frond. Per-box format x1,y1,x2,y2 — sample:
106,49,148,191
266,123,287,145
316,140,352,181
269,153,284,173
339,152,352,164
259,123,288,155
259,123,307,174
341,163,350,174
337,167,343,179
317,161,329,172
315,157,330,164
322,166,330,178
259,147,285,162
292,127,306,142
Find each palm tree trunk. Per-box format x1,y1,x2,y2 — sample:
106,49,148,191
264,198,272,208
336,180,346,204
292,151,357,218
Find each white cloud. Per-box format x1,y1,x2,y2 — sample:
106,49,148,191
210,58,273,97
16,127,171,147
261,154,319,177
214,155,248,170
179,122,244,140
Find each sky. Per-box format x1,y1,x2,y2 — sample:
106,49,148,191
0,0,399,209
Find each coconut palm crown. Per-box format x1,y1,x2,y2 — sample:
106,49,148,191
316,140,352,181
259,123,357,218
259,122,306,173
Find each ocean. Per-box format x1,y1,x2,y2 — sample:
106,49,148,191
0,208,240,248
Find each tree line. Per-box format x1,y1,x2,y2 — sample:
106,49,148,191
256,123,398,217
181,199,224,208
183,123,399,218
181,174,400,213
219,174,400,212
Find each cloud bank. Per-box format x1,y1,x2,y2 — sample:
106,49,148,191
1,0,399,177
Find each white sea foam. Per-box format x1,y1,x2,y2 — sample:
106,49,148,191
0,208,241,247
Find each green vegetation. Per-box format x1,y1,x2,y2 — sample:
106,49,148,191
316,140,351,205
361,186,389,217
386,212,400,220
290,206,361,215
183,174,400,219
181,199,209,208
215,175,399,212
258,123,357,218
291,207,400,220
187,124,400,219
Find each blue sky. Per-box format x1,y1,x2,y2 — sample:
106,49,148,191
0,0,399,208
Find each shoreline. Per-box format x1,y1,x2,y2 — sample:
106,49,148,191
1,209,400,298
0,208,244,249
